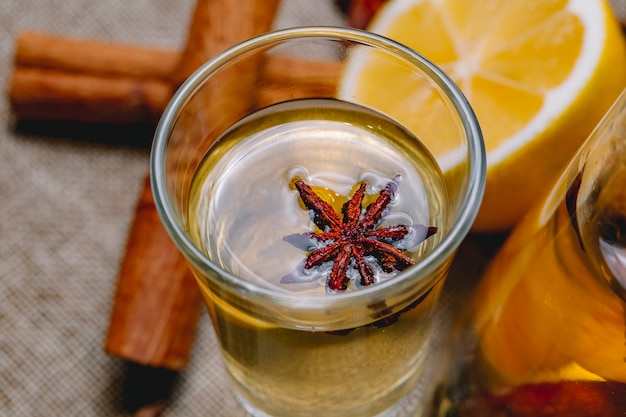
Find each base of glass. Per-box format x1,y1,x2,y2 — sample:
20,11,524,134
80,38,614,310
229,321,452,417
231,381,439,417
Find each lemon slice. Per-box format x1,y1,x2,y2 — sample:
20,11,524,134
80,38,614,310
340,0,626,230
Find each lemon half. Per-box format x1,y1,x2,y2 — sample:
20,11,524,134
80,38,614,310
340,0,626,230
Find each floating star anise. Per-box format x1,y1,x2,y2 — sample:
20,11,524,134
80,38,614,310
286,178,437,291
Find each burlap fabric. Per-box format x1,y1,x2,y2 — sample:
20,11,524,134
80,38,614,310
0,1,344,416
1,1,624,416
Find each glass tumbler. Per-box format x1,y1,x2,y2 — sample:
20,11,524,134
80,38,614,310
441,90,626,416
150,27,486,417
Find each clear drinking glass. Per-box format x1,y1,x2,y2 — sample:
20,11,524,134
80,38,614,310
150,27,485,417
440,90,626,416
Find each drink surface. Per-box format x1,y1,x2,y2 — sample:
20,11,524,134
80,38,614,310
186,98,450,417
188,98,447,295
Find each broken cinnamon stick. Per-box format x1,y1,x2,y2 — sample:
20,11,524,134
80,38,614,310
105,175,203,371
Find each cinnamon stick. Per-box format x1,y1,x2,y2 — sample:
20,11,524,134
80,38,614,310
458,381,626,417
9,67,172,124
334,0,388,29
9,52,341,125
14,31,180,79
171,0,282,85
8,32,179,124
106,0,283,374
105,175,203,371
257,54,342,106
163,0,285,211
8,28,342,126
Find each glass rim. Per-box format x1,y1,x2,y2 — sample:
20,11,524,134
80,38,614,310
150,26,486,308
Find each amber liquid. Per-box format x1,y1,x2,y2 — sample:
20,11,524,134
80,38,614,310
187,98,450,417
448,159,626,416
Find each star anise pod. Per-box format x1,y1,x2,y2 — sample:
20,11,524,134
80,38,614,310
286,178,437,291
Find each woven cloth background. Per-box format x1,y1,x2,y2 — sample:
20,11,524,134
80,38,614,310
1,1,624,416
0,1,345,416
